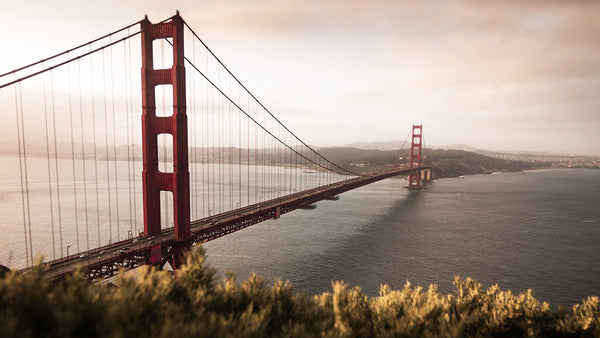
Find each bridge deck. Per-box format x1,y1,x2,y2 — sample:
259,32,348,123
30,165,430,280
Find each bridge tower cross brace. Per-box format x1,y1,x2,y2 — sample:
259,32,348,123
141,14,191,260
408,125,422,189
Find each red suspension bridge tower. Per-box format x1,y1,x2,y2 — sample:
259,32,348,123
408,124,423,189
141,13,190,267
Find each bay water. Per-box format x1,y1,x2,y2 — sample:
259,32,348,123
204,169,600,307
1,155,599,307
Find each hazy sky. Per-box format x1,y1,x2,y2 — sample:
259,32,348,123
1,0,599,155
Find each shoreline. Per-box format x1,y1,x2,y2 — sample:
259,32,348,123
436,166,598,180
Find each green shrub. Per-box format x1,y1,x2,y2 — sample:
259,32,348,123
1,248,599,337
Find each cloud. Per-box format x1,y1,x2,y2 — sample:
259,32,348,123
1,0,599,154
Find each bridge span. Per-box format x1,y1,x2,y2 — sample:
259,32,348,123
3,12,432,279
34,165,431,280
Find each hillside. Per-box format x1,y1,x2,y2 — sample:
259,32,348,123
0,142,546,179
318,147,544,178
425,149,542,178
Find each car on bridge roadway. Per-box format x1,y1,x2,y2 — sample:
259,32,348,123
113,249,127,257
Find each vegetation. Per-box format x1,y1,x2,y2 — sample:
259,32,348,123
319,147,544,178
425,149,541,179
1,248,599,337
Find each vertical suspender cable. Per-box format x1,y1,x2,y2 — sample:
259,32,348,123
192,40,199,219
271,119,274,199
186,49,193,219
282,131,284,195
188,65,194,219
262,109,265,201
299,144,302,190
229,77,233,210
289,133,292,192
101,49,113,243
254,100,258,203
293,136,296,192
301,146,304,190
50,71,64,257
200,46,206,218
287,132,290,193
282,131,285,194
199,43,204,218
285,132,288,193
220,68,224,212
275,124,285,198
247,95,250,205
295,137,298,192
238,83,241,206
268,111,272,199
312,151,316,188
208,52,212,216
77,59,90,250
91,47,101,247
21,82,34,264
219,70,223,211
123,32,134,237
42,67,57,260
211,60,215,215
267,118,271,199
277,123,281,198
67,56,81,252
109,37,121,240
218,66,222,213
128,31,138,236
261,109,264,199
15,82,30,267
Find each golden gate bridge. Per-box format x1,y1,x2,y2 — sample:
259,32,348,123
0,13,431,280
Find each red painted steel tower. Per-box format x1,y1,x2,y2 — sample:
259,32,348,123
408,125,422,189
141,13,190,267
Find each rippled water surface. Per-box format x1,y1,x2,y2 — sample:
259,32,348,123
205,169,600,307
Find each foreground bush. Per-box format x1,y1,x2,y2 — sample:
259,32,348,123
1,248,599,337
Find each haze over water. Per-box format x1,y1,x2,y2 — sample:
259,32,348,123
205,169,600,307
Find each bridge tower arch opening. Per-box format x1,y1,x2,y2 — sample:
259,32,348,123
141,13,190,268
408,125,422,189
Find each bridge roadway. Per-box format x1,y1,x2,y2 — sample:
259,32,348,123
29,165,430,280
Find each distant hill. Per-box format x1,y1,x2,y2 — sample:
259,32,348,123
319,147,542,179
0,141,547,179
344,140,407,151
342,141,566,157
343,141,482,152
424,149,540,178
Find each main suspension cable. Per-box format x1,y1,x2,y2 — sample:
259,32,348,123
182,53,352,177
0,20,143,79
181,21,358,176
394,129,413,164
0,15,176,90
